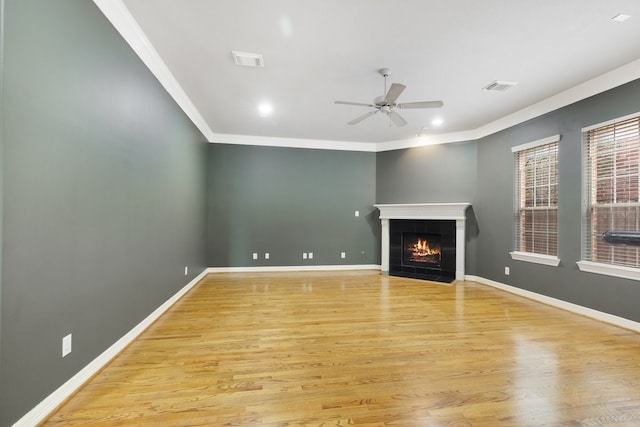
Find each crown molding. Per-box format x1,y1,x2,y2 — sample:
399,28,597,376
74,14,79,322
210,133,378,152
374,130,479,152
95,1,640,153
472,57,640,142
92,0,216,142
207,57,640,152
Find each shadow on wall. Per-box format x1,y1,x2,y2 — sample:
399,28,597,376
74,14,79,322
466,206,480,242
464,206,480,276
366,208,382,264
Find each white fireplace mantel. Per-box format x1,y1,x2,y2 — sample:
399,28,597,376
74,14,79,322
374,203,471,281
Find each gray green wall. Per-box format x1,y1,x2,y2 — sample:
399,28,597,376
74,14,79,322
0,1,208,425
207,144,378,267
376,141,479,275
2,0,640,425
0,3,5,423
475,79,640,322
374,80,640,320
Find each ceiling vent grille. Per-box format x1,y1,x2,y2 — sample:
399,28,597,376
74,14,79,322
483,80,517,91
232,51,264,67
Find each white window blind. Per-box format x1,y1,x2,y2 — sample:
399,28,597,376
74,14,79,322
513,137,559,256
583,113,640,268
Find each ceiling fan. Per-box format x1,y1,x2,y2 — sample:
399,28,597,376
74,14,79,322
334,68,443,127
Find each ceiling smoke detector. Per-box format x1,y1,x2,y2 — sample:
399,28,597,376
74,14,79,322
483,80,518,92
232,51,264,67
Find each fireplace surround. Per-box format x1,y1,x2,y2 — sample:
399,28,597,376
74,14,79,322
375,203,471,281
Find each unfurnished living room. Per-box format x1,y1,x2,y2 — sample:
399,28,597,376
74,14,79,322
2,1,640,426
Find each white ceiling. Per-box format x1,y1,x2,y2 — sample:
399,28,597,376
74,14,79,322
102,0,640,150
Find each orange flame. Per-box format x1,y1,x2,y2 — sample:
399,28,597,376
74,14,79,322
409,238,441,263
412,239,440,257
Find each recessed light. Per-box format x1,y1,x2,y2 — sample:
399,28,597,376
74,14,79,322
431,118,444,127
279,15,293,37
258,103,273,117
612,13,631,22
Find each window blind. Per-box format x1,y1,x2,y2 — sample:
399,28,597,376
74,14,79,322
514,139,559,256
584,114,640,267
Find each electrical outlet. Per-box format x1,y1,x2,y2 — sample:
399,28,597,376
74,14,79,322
184,266,188,276
252,253,258,260
354,210,360,217
505,266,510,275
62,334,72,358
341,252,346,259
308,252,313,259
303,253,308,259
265,252,270,259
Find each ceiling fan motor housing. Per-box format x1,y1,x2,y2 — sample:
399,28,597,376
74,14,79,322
378,68,391,77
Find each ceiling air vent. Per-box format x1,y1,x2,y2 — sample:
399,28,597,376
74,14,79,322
232,51,264,67
483,80,517,92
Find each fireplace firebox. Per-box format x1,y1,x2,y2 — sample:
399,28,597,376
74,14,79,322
402,233,442,267
390,220,455,283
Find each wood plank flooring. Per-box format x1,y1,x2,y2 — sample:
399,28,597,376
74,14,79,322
43,271,640,426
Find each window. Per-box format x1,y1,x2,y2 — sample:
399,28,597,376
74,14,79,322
580,113,640,278
510,135,560,266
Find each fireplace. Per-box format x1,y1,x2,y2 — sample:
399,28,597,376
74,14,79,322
390,219,456,282
375,203,470,282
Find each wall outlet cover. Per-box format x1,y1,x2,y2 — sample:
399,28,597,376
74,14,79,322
62,334,72,358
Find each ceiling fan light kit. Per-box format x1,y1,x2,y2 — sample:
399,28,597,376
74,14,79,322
334,68,443,127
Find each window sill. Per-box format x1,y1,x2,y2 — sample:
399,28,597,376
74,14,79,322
577,260,640,281
509,251,561,267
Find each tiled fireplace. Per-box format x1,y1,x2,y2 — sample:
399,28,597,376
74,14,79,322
374,203,470,282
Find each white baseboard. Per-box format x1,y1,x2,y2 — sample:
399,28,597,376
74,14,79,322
13,269,209,427
13,265,380,426
207,264,381,273
466,275,640,333
16,268,638,426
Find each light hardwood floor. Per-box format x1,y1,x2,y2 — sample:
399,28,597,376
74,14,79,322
43,271,640,426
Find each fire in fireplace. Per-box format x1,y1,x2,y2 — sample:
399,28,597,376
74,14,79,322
402,233,441,267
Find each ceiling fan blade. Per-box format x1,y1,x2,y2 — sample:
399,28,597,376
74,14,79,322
397,100,444,109
389,111,407,127
384,83,406,104
335,101,375,107
347,110,378,125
